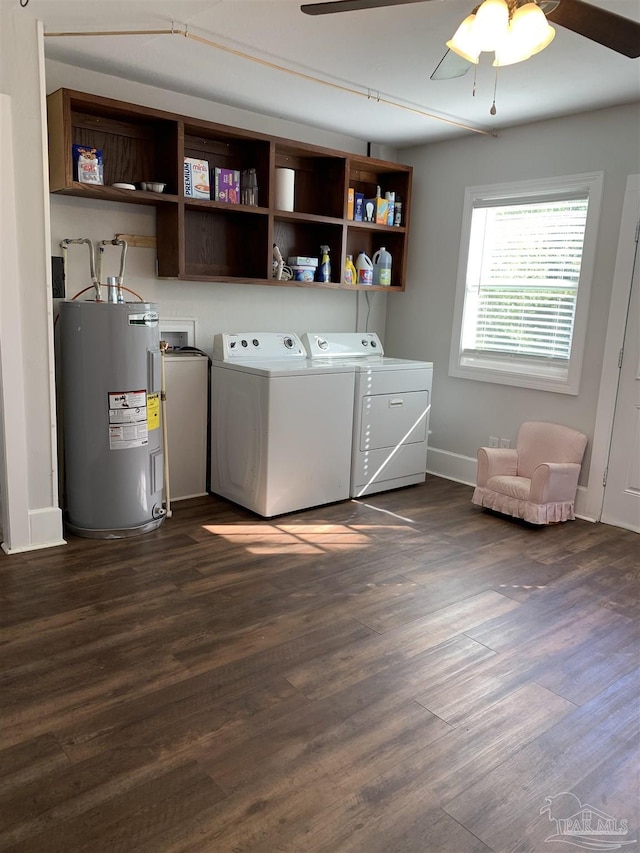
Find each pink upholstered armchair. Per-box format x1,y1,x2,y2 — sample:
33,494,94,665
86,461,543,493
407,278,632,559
472,421,588,524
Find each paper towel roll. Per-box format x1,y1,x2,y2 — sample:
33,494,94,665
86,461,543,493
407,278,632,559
275,168,295,211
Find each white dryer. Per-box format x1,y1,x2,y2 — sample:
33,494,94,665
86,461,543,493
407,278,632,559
210,332,355,517
302,332,433,498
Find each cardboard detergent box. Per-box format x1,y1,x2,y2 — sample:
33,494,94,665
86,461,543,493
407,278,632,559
184,158,210,199
73,145,103,184
353,192,364,222
214,167,240,203
347,187,355,220
364,197,389,225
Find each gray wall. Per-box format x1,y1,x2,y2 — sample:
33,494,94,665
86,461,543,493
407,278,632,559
385,103,640,488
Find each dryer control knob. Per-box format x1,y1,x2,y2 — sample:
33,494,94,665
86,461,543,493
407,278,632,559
317,338,328,350
283,336,295,349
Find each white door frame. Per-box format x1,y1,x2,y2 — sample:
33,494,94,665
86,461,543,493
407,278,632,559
583,174,640,523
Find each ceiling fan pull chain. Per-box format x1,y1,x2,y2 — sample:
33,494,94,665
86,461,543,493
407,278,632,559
490,66,499,115
472,62,478,97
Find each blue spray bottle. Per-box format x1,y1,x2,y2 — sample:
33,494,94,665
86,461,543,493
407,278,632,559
316,245,331,283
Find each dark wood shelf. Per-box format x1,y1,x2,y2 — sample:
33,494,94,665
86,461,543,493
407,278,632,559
55,183,179,205
47,89,412,291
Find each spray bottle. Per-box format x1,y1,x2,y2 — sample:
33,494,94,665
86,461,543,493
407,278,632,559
316,244,331,283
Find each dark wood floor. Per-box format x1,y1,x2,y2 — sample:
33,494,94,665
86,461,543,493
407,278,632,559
1,476,638,853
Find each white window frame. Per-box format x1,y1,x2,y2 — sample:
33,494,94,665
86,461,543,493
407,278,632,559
449,172,603,395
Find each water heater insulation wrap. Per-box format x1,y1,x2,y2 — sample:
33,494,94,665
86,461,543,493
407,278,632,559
59,300,165,537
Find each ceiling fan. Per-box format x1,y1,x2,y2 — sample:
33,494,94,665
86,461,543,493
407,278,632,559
300,0,640,71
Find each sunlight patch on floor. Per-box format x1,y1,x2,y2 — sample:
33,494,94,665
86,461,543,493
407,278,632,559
201,522,373,554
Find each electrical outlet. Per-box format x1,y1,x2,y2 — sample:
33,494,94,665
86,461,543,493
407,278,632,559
51,256,65,298
499,438,511,448
489,436,499,447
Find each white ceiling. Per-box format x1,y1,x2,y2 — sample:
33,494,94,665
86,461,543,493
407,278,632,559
21,0,640,147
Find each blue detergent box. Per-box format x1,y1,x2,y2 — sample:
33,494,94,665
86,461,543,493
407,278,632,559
354,192,364,222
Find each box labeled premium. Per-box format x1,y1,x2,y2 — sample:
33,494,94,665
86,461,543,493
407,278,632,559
214,168,240,203
184,158,210,199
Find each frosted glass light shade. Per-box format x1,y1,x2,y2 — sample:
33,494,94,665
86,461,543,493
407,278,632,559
446,14,481,64
507,2,555,60
493,3,555,66
472,0,509,52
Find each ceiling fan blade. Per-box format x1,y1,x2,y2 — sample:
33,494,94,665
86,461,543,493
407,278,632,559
430,49,472,80
301,0,432,15
546,0,640,58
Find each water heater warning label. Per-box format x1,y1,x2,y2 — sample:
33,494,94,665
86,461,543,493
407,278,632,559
147,393,160,430
108,390,148,449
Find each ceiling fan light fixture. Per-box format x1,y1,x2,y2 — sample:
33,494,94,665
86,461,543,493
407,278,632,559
471,0,510,52
510,2,555,56
492,29,532,67
446,14,481,64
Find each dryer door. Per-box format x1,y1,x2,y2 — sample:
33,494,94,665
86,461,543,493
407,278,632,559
360,391,429,451
352,389,430,497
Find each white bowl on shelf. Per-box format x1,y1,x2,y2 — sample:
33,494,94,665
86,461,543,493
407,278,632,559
112,182,136,190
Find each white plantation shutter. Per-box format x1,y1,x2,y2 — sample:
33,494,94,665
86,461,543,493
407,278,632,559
463,196,589,362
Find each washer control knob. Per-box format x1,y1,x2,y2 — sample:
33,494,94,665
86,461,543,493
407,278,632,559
252,338,259,347
361,338,369,347
241,339,248,347
370,339,377,348
283,336,295,349
317,338,328,350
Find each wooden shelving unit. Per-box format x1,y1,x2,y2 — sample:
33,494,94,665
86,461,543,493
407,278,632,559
47,88,412,291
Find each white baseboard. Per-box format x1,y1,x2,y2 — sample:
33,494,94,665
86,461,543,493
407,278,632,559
2,506,66,554
426,447,476,487
427,446,594,523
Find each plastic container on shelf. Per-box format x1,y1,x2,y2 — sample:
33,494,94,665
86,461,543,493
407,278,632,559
394,196,402,226
355,251,373,285
316,245,331,283
343,254,357,285
291,265,316,282
373,247,392,286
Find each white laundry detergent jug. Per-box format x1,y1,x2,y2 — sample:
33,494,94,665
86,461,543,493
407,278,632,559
355,251,373,285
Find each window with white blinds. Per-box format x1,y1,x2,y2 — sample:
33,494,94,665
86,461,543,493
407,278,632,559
450,173,603,394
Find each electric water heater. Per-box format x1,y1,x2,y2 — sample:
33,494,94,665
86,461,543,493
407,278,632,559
59,300,165,538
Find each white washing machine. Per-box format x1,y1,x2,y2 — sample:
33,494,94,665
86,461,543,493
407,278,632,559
302,332,433,498
210,332,355,517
